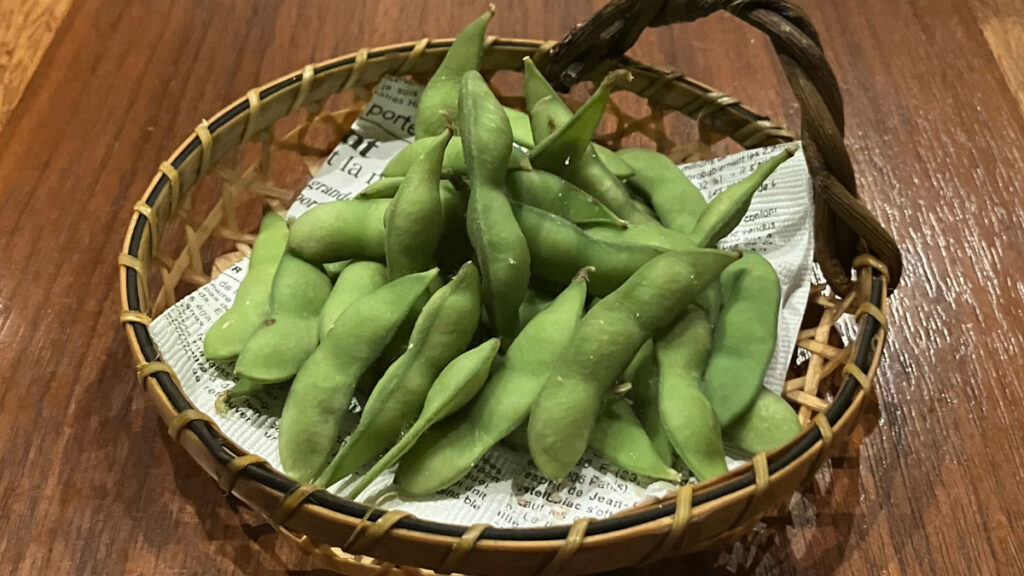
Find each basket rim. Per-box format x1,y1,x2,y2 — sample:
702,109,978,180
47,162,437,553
118,37,887,544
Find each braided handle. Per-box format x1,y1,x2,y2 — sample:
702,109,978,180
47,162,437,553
544,0,902,293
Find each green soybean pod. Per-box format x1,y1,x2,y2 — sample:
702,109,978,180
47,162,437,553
315,262,481,488
510,201,662,296
459,71,531,346
723,387,802,454
528,69,619,155
521,57,579,148
230,376,274,397
357,177,405,200
591,219,722,321
395,270,589,495
385,130,451,279
318,261,388,340
621,339,648,383
624,341,673,466
288,199,389,264
377,287,433,369
524,59,653,213
503,423,530,453
348,338,501,499
655,307,728,481
690,146,796,247
590,397,680,482
505,170,625,228
593,144,634,179
696,281,722,325
522,57,563,124
520,62,632,181
704,252,781,426
528,71,658,226
522,61,634,182
291,186,467,266
435,180,474,275
204,211,289,361
322,260,352,279
616,147,705,234
504,106,535,148
415,8,493,139
517,289,553,329
234,252,332,385
381,137,529,179
528,249,737,481
585,223,696,251
278,268,438,483
528,94,571,142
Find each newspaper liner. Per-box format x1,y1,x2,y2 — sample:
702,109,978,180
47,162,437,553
149,76,814,528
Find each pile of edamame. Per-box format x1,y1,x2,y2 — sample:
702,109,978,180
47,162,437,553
203,8,803,498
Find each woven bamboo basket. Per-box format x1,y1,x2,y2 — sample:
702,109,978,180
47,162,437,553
117,1,901,574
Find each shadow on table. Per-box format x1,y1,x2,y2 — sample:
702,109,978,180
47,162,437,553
156,430,322,574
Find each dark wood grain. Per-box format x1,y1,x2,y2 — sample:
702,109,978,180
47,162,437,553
2,1,1023,574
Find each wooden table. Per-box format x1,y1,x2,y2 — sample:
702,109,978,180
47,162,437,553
2,1,1022,574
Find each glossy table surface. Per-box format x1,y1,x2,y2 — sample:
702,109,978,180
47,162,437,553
2,1,1023,574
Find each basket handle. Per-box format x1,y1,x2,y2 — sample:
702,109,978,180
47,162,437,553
544,0,903,293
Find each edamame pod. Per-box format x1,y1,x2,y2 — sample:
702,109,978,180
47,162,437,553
204,211,288,360
522,84,630,179
364,180,471,277
459,71,531,346
435,180,474,274
593,144,634,179
234,252,332,385
517,289,553,329
385,130,451,279
695,281,721,324
348,338,501,498
315,262,481,488
288,199,389,264
415,8,493,138
585,223,697,251
278,269,438,483
318,261,387,340
523,56,561,121
504,106,535,148
522,58,573,146
528,93,571,145
528,249,737,481
704,252,781,426
510,201,662,296
381,136,529,179
356,177,405,200
231,376,273,397
655,307,728,481
616,147,705,233
528,70,657,225
589,397,680,482
503,422,530,453
322,260,351,279
288,187,468,265
519,63,634,179
690,146,796,247
396,270,589,495
590,225,720,323
505,170,625,228
723,387,801,454
624,341,673,466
